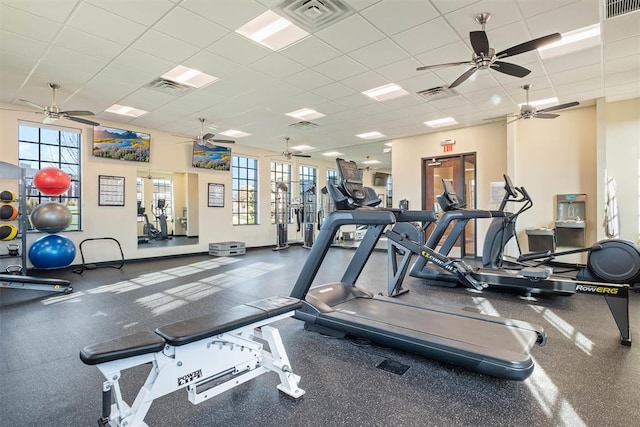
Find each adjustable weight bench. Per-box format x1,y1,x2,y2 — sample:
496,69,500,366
80,296,305,427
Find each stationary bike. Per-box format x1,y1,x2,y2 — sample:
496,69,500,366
483,175,640,287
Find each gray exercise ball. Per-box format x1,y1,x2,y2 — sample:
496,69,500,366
30,202,72,233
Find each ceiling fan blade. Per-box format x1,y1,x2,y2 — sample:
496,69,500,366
490,61,531,78
496,33,561,58
19,99,46,110
537,101,580,113
293,154,311,158
448,67,478,89
212,139,235,144
533,113,560,119
416,61,472,71
505,116,523,125
202,133,216,141
470,30,490,56
60,110,94,116
65,115,100,126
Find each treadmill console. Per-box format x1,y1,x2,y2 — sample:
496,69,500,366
438,179,462,211
336,158,365,200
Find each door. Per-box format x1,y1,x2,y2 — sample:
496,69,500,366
422,153,476,258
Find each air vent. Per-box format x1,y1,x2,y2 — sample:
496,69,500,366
289,121,319,129
417,86,458,101
274,0,355,32
606,0,640,18
145,78,193,96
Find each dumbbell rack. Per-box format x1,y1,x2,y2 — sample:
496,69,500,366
0,161,72,294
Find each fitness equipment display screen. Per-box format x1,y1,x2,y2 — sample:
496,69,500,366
336,159,362,183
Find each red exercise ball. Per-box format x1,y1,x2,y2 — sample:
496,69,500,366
33,168,71,196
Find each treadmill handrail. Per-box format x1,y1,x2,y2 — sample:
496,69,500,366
290,209,396,299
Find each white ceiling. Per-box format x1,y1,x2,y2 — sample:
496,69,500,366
1,0,639,169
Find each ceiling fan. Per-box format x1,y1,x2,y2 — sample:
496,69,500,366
277,137,311,160
505,84,579,124
416,12,561,89
16,82,99,126
176,118,235,145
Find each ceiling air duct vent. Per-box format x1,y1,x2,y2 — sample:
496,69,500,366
289,121,319,129
606,0,640,18
145,78,193,96
417,86,458,102
274,0,355,32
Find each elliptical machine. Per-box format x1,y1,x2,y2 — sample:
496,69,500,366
153,199,172,240
483,175,640,287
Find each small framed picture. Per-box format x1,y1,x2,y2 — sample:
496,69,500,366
98,175,125,206
208,183,224,207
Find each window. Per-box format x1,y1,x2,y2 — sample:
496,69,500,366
386,174,393,208
326,168,338,186
299,165,317,223
232,155,258,225
271,161,292,224
17,122,82,231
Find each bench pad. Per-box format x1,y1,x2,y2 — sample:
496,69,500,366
80,331,165,365
156,296,301,346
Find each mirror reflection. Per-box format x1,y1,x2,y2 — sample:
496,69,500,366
136,171,199,248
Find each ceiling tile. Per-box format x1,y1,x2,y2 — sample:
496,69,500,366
86,0,175,26
0,0,76,23
516,0,582,18
53,27,125,61
359,0,439,36
603,12,640,42
280,36,342,67
550,63,602,85
111,48,175,79
249,53,306,79
314,55,368,80
604,37,640,61
392,17,460,56
315,14,386,53
0,30,49,59
130,29,200,63
286,69,335,91
341,71,389,92
182,51,241,79
428,0,479,15
604,55,640,76
0,3,61,42
543,45,601,73
153,6,229,49
444,1,521,34
526,0,600,36
40,46,109,78
348,38,410,69
206,33,271,65
180,0,267,30
312,82,358,100
375,57,425,82
67,2,147,45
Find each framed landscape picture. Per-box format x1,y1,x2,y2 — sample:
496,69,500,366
192,142,231,171
93,126,150,162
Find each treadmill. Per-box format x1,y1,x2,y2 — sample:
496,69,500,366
290,159,547,381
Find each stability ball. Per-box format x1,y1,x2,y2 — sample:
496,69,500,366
33,168,71,196
29,234,76,269
30,202,72,233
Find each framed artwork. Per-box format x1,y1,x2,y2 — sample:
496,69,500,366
208,183,224,207
192,142,231,171
98,175,125,206
93,126,150,162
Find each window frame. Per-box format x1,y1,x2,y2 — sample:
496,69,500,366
232,155,259,225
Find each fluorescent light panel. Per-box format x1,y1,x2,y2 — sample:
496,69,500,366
362,83,409,101
538,23,600,59
424,117,458,128
356,131,386,139
322,151,343,156
105,104,147,118
362,159,381,165
162,65,218,88
286,108,325,120
219,129,251,138
291,145,314,151
236,10,308,51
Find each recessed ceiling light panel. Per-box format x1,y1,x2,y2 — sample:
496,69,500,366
219,129,251,138
105,104,147,118
424,117,458,128
286,108,325,120
161,65,218,88
356,131,386,139
236,10,309,51
363,84,409,101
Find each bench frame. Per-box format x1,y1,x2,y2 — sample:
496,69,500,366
90,311,304,427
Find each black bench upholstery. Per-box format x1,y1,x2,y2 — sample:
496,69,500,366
80,296,301,365
80,331,165,365
156,296,301,346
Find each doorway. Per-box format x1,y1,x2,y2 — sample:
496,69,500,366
422,153,477,258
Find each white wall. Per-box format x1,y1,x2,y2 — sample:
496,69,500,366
0,105,334,265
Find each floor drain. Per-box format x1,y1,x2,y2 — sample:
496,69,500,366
377,359,409,375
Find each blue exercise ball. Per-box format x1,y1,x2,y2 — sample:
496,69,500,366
29,234,76,269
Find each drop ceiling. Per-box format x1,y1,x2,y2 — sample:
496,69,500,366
0,0,638,170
